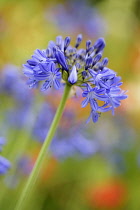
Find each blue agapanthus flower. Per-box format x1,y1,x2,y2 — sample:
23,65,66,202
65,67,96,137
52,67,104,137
23,35,127,123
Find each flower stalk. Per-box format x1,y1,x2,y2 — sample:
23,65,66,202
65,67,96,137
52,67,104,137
15,83,71,210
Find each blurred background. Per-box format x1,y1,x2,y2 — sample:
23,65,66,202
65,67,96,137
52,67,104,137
0,0,140,209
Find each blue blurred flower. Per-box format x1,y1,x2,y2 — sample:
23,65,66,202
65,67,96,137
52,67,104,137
32,102,99,159
5,106,33,129
32,102,134,163
0,156,11,175
50,133,98,159
32,103,54,142
0,137,6,152
0,137,11,175
0,65,34,130
46,0,106,38
17,155,33,175
0,65,19,95
0,64,34,104
23,35,127,123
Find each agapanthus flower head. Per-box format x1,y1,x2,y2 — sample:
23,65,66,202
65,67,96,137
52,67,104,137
23,35,127,123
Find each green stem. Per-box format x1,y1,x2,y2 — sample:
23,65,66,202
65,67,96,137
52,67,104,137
15,84,71,210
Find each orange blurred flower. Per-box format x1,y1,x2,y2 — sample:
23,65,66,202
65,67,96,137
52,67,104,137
87,179,127,209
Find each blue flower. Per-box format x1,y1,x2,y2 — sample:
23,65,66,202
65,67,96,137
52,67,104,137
55,49,69,71
81,85,107,108
86,110,100,123
32,103,54,142
32,101,98,159
41,62,62,91
0,65,34,104
104,87,128,115
93,37,106,53
64,36,71,51
0,137,6,152
6,106,33,129
68,65,78,84
27,49,51,64
0,65,34,131
0,137,11,175
0,156,11,175
46,0,106,38
23,34,127,123
88,67,115,89
50,131,98,159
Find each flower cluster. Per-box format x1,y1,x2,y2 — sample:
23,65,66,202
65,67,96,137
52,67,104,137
23,35,127,123
0,137,11,175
